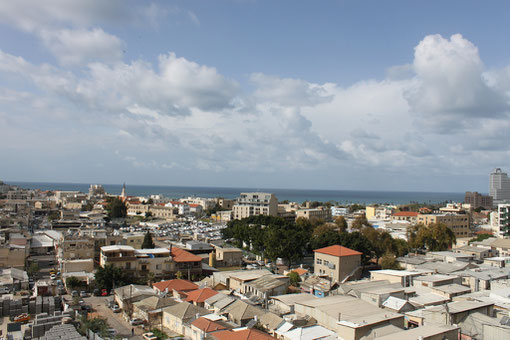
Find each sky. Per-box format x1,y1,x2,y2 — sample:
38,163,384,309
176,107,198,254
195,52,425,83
1,1,510,192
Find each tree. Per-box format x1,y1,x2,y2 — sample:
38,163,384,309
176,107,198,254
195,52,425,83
105,197,127,218
145,211,153,219
409,223,456,251
288,271,301,286
48,211,60,221
27,262,39,277
142,231,155,249
334,216,348,232
79,316,109,337
176,271,184,279
82,202,94,211
66,276,82,290
351,215,371,230
381,253,401,269
95,264,129,291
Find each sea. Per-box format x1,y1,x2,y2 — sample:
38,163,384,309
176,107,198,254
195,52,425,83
7,181,465,205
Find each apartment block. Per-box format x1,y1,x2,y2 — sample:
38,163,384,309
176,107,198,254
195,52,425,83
416,213,471,238
296,208,332,221
464,192,493,209
232,192,277,220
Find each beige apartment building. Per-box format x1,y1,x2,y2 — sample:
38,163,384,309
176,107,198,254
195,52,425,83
314,245,362,283
416,213,471,238
124,233,145,249
232,192,278,220
296,208,332,221
57,236,95,261
100,245,203,280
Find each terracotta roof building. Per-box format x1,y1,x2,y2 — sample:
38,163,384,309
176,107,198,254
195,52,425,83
211,328,276,340
313,245,362,285
153,279,198,294
185,287,218,307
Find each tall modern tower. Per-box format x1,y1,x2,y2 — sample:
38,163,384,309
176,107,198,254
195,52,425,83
489,168,510,203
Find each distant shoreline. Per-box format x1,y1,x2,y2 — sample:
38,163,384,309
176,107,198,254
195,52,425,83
7,181,466,205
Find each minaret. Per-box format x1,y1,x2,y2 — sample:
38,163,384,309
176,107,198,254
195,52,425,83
121,182,126,199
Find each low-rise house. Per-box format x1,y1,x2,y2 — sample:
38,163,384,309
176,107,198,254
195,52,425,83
413,274,461,288
223,299,263,326
0,268,28,290
211,328,276,340
428,251,474,263
61,259,94,273
457,311,510,339
213,269,272,291
455,245,492,260
243,274,290,301
162,301,209,336
421,300,494,325
381,296,414,313
300,275,336,298
269,293,317,315
457,268,509,291
430,283,471,300
185,288,218,307
409,293,450,308
375,324,459,340
370,269,426,287
276,324,336,340
114,284,158,311
294,294,404,340
153,279,198,297
391,211,419,223
258,312,284,335
206,294,237,314
491,238,510,257
313,245,362,283
483,256,510,268
189,317,232,340
214,247,243,267
132,296,178,326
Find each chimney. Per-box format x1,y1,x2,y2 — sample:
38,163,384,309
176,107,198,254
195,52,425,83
338,313,341,321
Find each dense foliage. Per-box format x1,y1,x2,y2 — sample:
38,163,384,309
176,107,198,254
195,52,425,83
142,231,155,249
95,264,130,291
79,317,109,337
408,223,456,251
105,197,127,218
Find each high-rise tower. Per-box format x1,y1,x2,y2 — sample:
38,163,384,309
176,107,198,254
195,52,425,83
490,168,510,203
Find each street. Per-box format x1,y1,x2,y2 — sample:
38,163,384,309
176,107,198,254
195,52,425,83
82,295,144,340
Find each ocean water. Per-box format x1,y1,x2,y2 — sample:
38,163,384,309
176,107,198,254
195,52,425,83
7,181,465,205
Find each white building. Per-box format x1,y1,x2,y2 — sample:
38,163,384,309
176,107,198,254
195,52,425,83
490,168,510,203
232,192,278,219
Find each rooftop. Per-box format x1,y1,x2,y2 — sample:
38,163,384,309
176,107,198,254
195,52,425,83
313,244,362,257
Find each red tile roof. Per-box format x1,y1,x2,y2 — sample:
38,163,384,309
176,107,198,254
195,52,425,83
212,329,276,340
291,268,308,276
152,279,198,293
171,247,203,262
313,245,362,257
392,211,419,217
191,317,228,333
185,288,218,303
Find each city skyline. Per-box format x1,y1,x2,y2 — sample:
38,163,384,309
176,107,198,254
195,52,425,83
2,1,510,192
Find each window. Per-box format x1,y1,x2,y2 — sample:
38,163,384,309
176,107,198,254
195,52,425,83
126,262,131,269
316,258,322,265
156,264,161,270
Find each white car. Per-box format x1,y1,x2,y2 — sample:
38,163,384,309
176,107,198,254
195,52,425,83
50,274,56,280
143,332,158,340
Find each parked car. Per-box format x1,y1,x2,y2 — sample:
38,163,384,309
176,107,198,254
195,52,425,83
101,288,109,296
14,313,30,323
130,318,144,326
107,329,117,337
111,305,121,313
71,290,78,297
142,332,157,340
0,287,10,294
93,288,101,296
50,274,56,280
81,304,92,312
80,291,89,297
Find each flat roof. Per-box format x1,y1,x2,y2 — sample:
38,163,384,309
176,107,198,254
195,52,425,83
101,245,134,252
375,324,459,340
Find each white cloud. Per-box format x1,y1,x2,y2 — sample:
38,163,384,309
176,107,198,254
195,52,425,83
2,33,510,190
406,34,509,121
40,28,124,66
